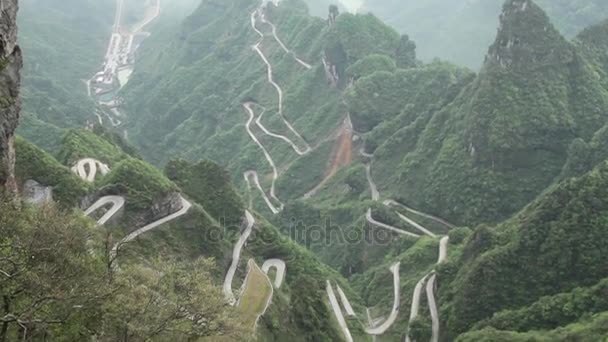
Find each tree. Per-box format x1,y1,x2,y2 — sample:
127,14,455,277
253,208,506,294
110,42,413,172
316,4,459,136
0,199,108,341
99,258,245,341
328,5,340,24
0,197,244,341
396,34,417,68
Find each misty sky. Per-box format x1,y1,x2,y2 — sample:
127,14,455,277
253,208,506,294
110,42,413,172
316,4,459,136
340,0,364,12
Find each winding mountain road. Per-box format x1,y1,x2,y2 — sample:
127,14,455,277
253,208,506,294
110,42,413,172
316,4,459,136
259,12,312,69
364,262,401,335
336,285,356,317
261,258,286,288
384,200,455,229
405,273,430,342
224,210,256,305
426,273,439,342
250,9,311,152
71,158,110,182
366,209,420,238
365,163,380,201
255,105,310,155
110,195,192,262
405,236,449,342
326,280,354,342
243,103,284,214
84,195,125,226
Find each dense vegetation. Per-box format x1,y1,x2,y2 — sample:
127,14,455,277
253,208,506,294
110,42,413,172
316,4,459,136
12,0,608,340
17,0,113,149
0,197,244,341
360,0,608,69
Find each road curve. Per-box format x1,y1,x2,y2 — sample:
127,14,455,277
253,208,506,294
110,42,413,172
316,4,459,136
336,285,356,317
365,163,380,201
260,12,312,69
426,273,439,342
250,10,311,152
84,195,125,226
394,212,437,238
366,209,420,238
364,262,401,335
326,280,354,342
261,258,286,288
223,210,256,305
110,195,192,262
384,199,455,229
405,274,429,342
71,158,111,182
243,103,284,214
255,106,310,155
241,259,274,329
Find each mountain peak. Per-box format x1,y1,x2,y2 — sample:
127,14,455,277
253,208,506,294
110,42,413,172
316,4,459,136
484,0,573,70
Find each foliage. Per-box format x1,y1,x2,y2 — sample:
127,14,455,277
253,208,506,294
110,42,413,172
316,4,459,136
472,277,608,333
0,197,243,341
14,136,89,207
99,157,177,210
165,158,244,226
360,0,608,69
18,0,113,147
439,161,608,338
58,129,130,166
456,312,608,342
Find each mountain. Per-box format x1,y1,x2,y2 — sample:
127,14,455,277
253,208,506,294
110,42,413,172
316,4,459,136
357,0,608,226
8,0,608,340
359,0,608,69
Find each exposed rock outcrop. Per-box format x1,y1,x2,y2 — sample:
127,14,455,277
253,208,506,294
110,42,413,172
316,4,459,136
23,179,52,205
133,191,183,228
0,0,22,194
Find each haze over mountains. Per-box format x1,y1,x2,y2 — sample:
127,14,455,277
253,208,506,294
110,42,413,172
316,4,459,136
2,0,608,340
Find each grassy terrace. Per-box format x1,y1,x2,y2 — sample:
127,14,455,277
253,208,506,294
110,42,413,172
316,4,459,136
238,259,273,330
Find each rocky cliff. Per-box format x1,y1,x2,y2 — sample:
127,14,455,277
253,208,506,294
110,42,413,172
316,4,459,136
0,0,21,194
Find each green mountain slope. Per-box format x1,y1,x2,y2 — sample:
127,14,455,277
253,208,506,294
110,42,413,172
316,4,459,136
17,0,114,150
364,0,608,226
437,160,608,339
359,0,608,69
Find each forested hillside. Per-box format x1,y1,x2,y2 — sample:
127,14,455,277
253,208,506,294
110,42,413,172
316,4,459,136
17,0,114,151
7,0,608,340
359,0,608,68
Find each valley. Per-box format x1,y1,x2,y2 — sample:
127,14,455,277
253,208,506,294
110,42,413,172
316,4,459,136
3,0,608,340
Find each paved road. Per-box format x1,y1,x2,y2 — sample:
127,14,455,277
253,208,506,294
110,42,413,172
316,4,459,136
261,258,286,288
405,236,449,342
255,105,310,155
71,158,111,182
364,262,401,335
131,0,161,34
426,273,439,342
110,195,192,262
84,195,125,226
395,212,437,238
384,199,455,229
250,9,311,151
260,12,312,69
336,285,356,317
366,209,420,238
365,163,380,201
243,103,284,214
326,280,354,342
405,273,430,342
223,210,256,304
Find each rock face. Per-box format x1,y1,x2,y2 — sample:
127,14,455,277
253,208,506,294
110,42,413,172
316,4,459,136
0,0,22,194
133,192,183,227
23,179,52,205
